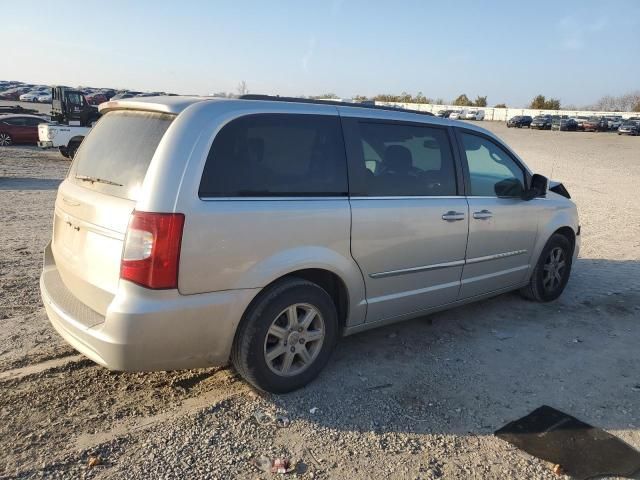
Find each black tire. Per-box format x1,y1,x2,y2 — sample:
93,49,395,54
520,233,573,302
67,141,80,159
231,277,339,393
58,146,69,158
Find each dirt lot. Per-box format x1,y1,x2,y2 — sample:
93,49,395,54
1,124,639,479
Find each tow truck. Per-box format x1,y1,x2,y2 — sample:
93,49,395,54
37,86,100,158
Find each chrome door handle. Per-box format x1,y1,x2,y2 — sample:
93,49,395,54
441,211,465,221
473,209,493,219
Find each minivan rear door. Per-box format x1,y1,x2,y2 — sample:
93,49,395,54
51,110,174,316
341,113,469,324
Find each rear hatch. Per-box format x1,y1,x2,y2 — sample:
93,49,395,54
51,110,174,316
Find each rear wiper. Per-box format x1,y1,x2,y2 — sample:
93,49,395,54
76,175,123,187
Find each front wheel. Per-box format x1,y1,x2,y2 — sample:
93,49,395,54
520,233,573,302
231,277,338,393
0,132,12,146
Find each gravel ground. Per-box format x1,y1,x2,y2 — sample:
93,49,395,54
0,123,639,480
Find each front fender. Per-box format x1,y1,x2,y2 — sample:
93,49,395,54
527,197,580,277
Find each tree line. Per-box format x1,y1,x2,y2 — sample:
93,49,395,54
211,82,640,112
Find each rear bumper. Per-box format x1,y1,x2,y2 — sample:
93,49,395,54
40,242,260,371
37,141,53,148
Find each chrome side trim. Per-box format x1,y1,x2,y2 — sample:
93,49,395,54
465,249,527,264
367,280,461,304
369,260,465,279
199,196,348,202
369,250,527,279
351,196,463,200
461,265,530,285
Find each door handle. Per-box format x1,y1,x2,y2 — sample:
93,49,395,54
473,209,493,219
441,211,465,221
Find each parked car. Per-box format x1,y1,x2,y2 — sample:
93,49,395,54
574,116,590,131
605,116,623,130
110,92,138,100
530,115,553,130
40,96,580,393
618,120,640,136
583,116,608,132
37,93,52,103
507,115,533,128
551,118,578,131
0,114,49,146
460,109,485,121
448,110,463,119
100,89,117,100
436,109,455,118
85,92,108,105
19,91,43,102
0,87,30,100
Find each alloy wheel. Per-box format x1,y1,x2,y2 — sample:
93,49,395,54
542,247,566,292
0,133,11,146
263,303,325,377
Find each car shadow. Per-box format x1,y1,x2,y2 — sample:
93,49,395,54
0,177,61,191
274,258,640,444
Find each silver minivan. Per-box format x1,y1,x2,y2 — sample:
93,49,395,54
40,96,580,392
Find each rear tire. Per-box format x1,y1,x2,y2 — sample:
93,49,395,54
58,146,69,158
520,233,573,302
231,277,338,393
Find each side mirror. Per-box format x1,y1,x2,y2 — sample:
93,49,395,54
522,173,548,201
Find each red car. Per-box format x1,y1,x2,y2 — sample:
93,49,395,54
0,87,30,100
84,92,107,105
583,116,608,132
0,114,49,146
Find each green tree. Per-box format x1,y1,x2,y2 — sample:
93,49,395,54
315,93,339,99
453,94,472,106
474,96,488,107
494,103,507,108
545,98,561,110
530,94,547,109
530,95,561,109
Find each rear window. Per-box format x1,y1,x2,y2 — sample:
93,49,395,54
73,110,174,200
199,114,347,197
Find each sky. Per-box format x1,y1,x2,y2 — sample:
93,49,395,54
3,0,639,107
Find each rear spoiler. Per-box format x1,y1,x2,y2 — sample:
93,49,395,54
549,181,570,199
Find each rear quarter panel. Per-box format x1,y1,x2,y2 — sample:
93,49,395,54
144,101,367,327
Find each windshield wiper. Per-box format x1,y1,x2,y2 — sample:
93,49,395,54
76,175,123,187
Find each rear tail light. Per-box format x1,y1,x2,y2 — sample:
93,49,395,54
120,211,185,289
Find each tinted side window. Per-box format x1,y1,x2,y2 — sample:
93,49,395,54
4,118,26,126
199,114,347,197
461,132,524,197
352,122,457,196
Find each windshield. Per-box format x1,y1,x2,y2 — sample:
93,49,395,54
73,110,174,200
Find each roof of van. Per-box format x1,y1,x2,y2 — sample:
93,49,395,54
97,95,495,137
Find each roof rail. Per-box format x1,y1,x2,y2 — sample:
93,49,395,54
239,94,434,116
